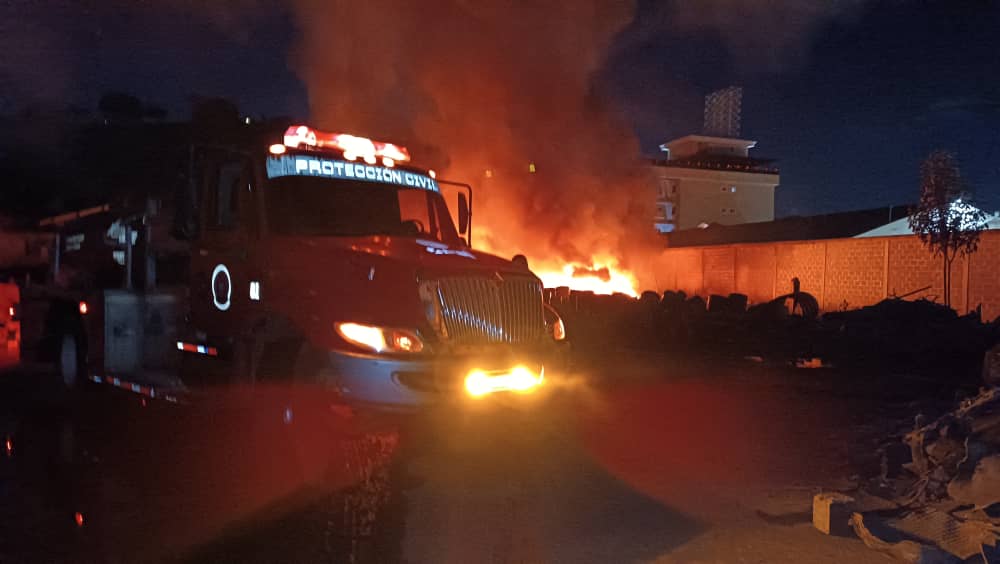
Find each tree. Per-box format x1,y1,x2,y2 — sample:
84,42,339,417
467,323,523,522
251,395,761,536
908,150,987,307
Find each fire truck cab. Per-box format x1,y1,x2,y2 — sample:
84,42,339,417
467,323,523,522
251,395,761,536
176,125,563,407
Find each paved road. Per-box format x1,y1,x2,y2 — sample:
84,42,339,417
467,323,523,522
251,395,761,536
0,354,899,563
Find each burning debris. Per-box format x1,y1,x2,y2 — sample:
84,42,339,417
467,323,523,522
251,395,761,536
537,263,640,297
573,265,612,282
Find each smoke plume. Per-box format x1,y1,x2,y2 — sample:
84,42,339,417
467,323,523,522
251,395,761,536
657,0,865,72
289,0,660,284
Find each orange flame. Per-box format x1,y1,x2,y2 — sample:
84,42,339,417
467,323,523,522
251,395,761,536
533,262,638,297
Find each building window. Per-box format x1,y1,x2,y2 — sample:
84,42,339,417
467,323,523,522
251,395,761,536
730,186,736,192
658,178,679,199
655,202,674,221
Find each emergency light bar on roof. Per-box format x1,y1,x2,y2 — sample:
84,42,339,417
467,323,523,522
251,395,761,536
282,125,411,166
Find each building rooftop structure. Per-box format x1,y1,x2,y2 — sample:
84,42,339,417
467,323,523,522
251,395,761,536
855,203,1000,238
651,87,780,234
665,204,913,248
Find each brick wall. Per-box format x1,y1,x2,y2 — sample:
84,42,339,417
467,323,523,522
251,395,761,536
823,239,886,311
886,236,968,310
969,233,1000,318
703,247,735,296
673,248,704,297
775,242,825,299
735,245,776,305
656,230,1000,320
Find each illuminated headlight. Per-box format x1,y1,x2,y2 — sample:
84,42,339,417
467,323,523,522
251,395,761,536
543,303,566,341
335,322,424,354
464,366,544,397
552,317,566,341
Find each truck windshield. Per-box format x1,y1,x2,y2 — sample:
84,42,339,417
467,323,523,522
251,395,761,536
266,176,462,244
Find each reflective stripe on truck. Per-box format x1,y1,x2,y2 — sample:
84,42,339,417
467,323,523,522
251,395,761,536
88,374,181,404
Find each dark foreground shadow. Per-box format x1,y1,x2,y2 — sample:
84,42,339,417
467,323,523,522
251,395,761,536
398,405,706,564
1,374,704,564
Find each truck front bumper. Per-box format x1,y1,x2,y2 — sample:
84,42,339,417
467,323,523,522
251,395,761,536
323,342,567,409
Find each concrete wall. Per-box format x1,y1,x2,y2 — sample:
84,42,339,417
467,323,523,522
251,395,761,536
651,166,779,231
676,179,776,230
653,230,1000,320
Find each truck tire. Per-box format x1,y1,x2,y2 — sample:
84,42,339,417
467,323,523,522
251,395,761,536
254,339,302,383
58,333,80,391
256,339,338,487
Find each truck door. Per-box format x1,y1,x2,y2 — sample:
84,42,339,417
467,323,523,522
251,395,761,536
190,151,256,344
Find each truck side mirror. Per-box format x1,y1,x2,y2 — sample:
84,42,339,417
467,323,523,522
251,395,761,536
457,193,470,235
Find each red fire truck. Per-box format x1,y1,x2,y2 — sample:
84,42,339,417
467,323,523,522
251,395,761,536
16,124,565,408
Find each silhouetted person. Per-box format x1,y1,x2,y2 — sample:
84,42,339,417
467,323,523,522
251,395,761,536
791,277,801,314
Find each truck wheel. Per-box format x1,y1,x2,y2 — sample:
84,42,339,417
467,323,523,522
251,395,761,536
58,333,80,391
254,339,302,383
255,340,337,486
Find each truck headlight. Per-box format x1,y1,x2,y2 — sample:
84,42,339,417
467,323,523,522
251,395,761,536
465,366,544,397
552,317,566,341
543,303,566,341
335,322,424,354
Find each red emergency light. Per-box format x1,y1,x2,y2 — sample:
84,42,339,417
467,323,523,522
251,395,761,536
281,125,411,166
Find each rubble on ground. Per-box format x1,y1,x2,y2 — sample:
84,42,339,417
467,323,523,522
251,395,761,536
901,387,1000,508
822,386,1000,562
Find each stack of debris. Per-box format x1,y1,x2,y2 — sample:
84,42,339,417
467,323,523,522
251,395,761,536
816,386,1000,562
821,299,1000,378
902,387,1000,510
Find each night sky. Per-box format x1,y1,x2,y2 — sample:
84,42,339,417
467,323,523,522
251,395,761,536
3,0,998,218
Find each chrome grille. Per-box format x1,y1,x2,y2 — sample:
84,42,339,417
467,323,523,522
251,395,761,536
429,276,544,344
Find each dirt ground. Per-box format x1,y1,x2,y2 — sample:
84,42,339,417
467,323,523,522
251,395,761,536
397,353,929,563
0,350,940,563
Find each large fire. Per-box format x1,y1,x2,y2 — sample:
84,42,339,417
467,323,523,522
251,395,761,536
473,226,641,297
292,2,658,301
533,262,639,297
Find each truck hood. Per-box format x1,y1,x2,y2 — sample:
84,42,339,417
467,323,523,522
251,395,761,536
262,235,540,342
287,235,530,278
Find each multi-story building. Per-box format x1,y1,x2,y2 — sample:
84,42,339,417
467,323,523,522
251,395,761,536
651,86,780,233
651,135,780,232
